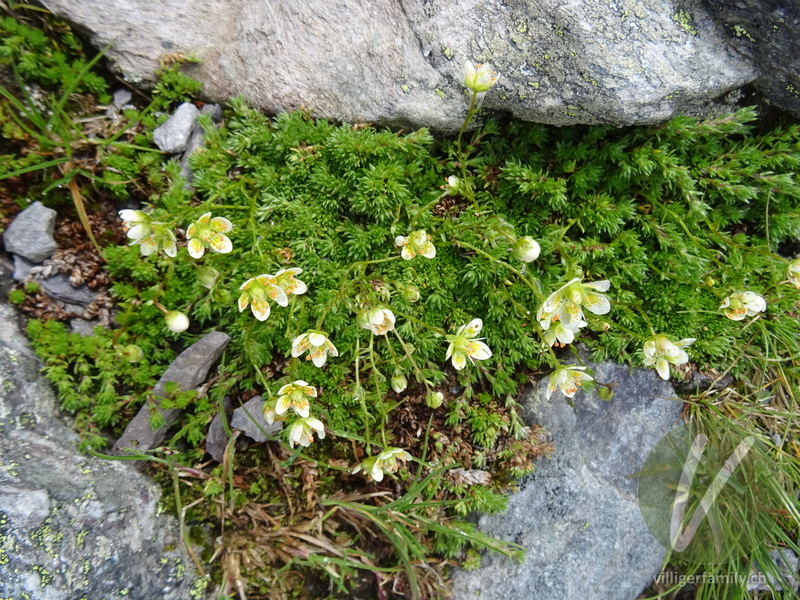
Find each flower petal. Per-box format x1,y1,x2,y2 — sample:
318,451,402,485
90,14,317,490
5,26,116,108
583,292,610,315
463,318,483,337
275,396,291,415
238,293,250,312
467,341,492,360
452,351,467,370
211,216,233,233
206,231,232,254
251,299,271,321
291,334,309,357
187,238,205,259
269,285,289,307
655,358,670,380
584,280,611,292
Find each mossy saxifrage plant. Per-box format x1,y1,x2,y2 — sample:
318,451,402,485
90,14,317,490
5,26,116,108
22,52,800,597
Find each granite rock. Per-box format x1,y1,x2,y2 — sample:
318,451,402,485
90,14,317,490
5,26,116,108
3,201,57,263
115,330,230,465
230,395,283,442
38,0,767,130
152,101,199,153
0,302,206,599
451,362,683,600
40,274,99,306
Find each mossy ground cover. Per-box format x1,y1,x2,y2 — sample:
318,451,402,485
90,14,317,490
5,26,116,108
3,6,800,600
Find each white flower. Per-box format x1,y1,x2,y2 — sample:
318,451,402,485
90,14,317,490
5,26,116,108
275,380,317,418
274,267,307,296
546,366,593,399
512,236,540,263
165,310,189,333
543,318,586,347
291,331,338,367
119,209,152,242
138,223,177,258
288,417,325,448
262,398,283,425
360,308,396,335
720,291,766,321
788,259,800,288
238,274,288,321
352,447,412,482
642,335,695,380
395,230,436,260
445,318,492,370
463,60,499,92
537,278,611,330
186,212,233,259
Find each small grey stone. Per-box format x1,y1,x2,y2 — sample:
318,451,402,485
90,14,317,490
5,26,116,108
70,317,99,337
231,395,283,442
152,102,199,153
749,548,799,592
12,255,35,282
451,362,683,600
112,88,132,108
200,103,223,123
115,330,230,464
178,125,208,185
3,201,57,263
206,396,233,463
40,274,98,306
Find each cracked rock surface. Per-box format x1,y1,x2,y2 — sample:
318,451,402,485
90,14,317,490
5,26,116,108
39,0,770,130
0,302,206,599
451,362,682,600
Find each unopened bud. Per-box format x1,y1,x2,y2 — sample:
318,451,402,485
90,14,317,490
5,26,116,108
119,344,144,363
426,391,444,409
165,311,189,333
391,372,408,394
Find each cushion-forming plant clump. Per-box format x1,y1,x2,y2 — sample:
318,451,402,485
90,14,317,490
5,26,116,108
17,49,800,598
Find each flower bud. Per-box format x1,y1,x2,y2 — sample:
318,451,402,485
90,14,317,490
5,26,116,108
512,236,540,263
426,391,444,409
119,344,144,363
391,372,408,394
165,310,190,333
213,289,232,306
444,175,460,195
197,266,220,289
353,386,366,404
401,284,420,303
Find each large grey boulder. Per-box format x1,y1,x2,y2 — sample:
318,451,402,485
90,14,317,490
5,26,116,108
451,362,683,600
0,303,206,599
40,0,765,130
704,0,800,118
